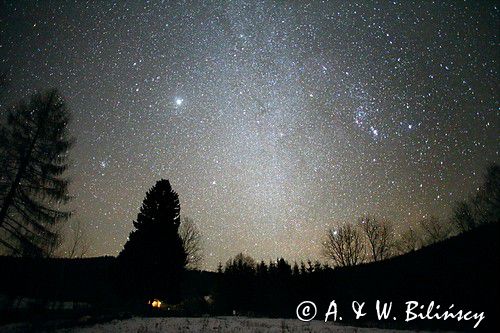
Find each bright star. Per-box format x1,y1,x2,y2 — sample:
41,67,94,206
175,98,183,106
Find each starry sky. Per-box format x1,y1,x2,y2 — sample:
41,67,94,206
0,1,498,270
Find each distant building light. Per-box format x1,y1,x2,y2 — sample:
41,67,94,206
148,299,162,308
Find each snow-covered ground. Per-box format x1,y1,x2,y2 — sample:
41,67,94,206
0,317,446,333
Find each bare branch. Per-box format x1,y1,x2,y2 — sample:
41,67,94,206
179,216,203,269
359,216,395,262
418,216,451,245
322,222,366,267
394,224,423,254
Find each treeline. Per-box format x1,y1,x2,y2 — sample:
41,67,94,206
213,163,499,280
215,253,332,316
0,221,497,330
209,222,499,331
208,166,499,328
321,164,499,267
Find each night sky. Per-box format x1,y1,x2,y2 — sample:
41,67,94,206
0,1,498,270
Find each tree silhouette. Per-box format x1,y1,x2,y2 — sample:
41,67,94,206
395,224,423,254
451,201,476,233
322,223,366,267
360,216,395,261
224,252,256,274
179,216,203,269
452,163,500,232
220,253,256,313
119,179,187,301
275,257,292,277
479,163,500,224
0,89,73,257
299,261,307,275
256,260,268,278
57,219,90,258
418,216,450,245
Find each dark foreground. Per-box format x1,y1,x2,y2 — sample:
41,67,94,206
0,223,498,331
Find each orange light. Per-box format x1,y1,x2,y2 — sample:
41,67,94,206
150,299,162,308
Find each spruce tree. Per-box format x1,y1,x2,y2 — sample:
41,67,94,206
0,89,73,256
119,179,187,301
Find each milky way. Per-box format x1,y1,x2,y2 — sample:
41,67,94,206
1,1,498,269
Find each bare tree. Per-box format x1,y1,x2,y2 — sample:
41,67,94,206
451,201,476,233
45,222,65,257
64,219,89,258
451,164,500,233
179,216,203,269
50,219,89,258
322,223,366,267
360,216,395,262
418,216,450,245
394,224,423,254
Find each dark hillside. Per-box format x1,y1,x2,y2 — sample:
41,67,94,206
0,222,498,330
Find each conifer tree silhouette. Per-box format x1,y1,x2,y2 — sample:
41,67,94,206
119,179,187,301
0,89,73,256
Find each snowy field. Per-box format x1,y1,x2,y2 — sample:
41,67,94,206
1,317,447,333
